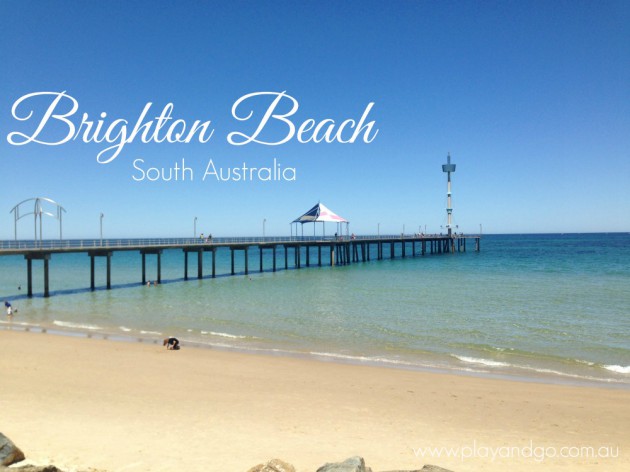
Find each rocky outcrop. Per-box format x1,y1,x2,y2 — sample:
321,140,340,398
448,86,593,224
0,464,108,472
0,432,25,466
382,466,454,472
1,442,454,472
247,458,296,472
3,466,64,472
247,457,453,472
316,456,373,472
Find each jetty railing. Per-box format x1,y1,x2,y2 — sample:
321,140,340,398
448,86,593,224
0,234,477,252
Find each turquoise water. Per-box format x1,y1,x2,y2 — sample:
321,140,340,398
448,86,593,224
1,233,629,386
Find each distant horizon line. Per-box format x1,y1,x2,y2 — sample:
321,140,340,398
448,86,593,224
1,231,628,242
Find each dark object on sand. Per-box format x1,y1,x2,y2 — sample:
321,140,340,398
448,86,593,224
163,337,180,350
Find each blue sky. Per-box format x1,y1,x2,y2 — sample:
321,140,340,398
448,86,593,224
1,0,628,238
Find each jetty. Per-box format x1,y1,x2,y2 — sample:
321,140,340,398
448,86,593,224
0,234,480,298
2,154,480,298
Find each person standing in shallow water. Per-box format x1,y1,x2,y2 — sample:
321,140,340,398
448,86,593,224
5,301,15,321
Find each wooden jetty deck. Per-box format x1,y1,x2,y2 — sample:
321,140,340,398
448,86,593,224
0,234,480,298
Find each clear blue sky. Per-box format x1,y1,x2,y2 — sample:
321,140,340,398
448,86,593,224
1,0,628,238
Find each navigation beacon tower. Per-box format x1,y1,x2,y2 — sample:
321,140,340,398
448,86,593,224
442,153,456,237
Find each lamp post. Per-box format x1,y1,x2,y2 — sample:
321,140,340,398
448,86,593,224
100,213,104,246
194,216,197,239
377,223,380,238
263,218,266,239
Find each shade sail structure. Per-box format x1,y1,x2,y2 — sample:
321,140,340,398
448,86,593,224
291,202,350,239
292,203,348,224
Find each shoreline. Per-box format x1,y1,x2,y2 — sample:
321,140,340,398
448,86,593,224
1,322,629,391
2,232,628,395
2,329,630,471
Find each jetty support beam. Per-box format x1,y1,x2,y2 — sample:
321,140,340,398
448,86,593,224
230,246,248,275
24,253,52,298
88,250,113,290
183,248,204,280
258,245,277,273
273,245,277,272
140,249,163,284
212,248,216,277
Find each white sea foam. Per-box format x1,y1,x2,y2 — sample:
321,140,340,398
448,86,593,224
454,355,510,368
514,366,627,383
201,330,248,339
0,320,40,327
603,365,630,374
454,358,627,384
310,351,419,367
53,320,102,330
454,354,629,383
118,326,132,332
140,330,162,335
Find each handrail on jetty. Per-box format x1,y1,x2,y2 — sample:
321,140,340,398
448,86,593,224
0,234,479,252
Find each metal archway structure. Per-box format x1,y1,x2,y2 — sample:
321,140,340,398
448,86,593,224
11,197,66,243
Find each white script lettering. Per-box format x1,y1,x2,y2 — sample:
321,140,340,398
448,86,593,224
7,92,215,163
227,91,378,145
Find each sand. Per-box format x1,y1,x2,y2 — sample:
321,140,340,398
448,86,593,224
1,330,628,472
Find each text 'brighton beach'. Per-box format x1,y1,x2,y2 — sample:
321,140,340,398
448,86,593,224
6,91,379,166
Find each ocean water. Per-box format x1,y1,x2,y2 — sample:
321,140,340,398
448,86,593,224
1,233,629,387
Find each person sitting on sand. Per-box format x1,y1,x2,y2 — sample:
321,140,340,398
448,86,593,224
163,337,180,350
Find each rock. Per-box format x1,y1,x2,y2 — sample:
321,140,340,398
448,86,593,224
379,469,423,472
247,458,296,472
5,466,64,472
0,432,26,466
0,460,111,472
381,466,454,472
0,463,109,472
316,456,372,472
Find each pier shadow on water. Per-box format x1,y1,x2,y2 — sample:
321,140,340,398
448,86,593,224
1,269,289,300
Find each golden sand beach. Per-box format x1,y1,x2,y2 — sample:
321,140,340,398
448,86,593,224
1,330,628,471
